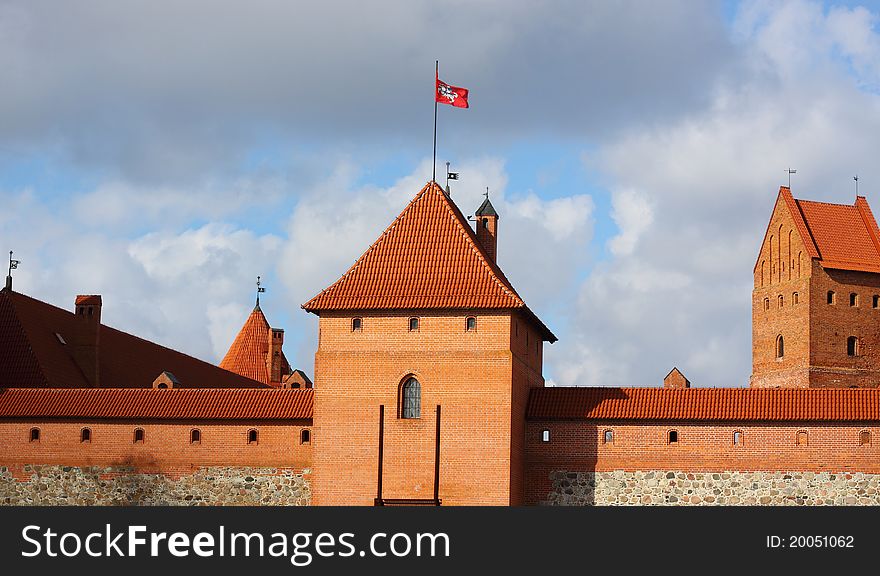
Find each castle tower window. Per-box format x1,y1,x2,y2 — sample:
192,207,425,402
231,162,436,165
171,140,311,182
30,428,40,442
850,293,859,307
351,317,362,332
733,431,743,445
847,336,859,357
778,295,783,308
134,429,145,443
81,428,91,443
827,291,835,304
248,429,259,444
466,316,476,331
408,317,420,332
859,430,871,446
190,429,201,444
792,292,799,305
763,298,769,311
541,429,550,443
400,377,421,419
668,430,679,444
874,295,880,309
796,431,808,446
301,429,311,445
603,430,614,444
775,335,784,359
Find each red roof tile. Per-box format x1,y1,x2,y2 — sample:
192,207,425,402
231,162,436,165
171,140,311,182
0,388,312,420
219,305,292,385
774,186,880,273
303,181,556,341
527,387,880,422
0,289,267,389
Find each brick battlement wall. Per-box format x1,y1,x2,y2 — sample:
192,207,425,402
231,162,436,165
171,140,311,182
0,421,313,505
525,421,880,505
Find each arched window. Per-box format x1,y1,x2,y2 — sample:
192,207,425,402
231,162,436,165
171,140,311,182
466,316,476,331
81,428,91,443
482,218,489,229
668,430,679,444
190,429,201,444
792,292,799,305
796,430,808,446
828,291,835,304
776,335,784,359
301,429,311,445
248,429,258,444
603,430,614,444
859,430,871,446
851,293,859,307
763,298,770,311
134,428,145,443
30,428,40,442
351,317,362,332
408,317,420,332
400,377,421,419
733,431,743,445
778,295,783,308
847,336,859,357
760,261,765,287
541,429,550,443
157,383,168,389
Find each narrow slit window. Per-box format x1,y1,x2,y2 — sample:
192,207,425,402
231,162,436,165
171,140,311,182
778,294,783,308
351,317,362,332
792,292,799,305
134,428,145,443
248,429,258,444
859,430,871,446
847,336,859,357
874,295,879,309
796,430,808,446
541,429,550,443
603,430,614,444
408,317,419,332
763,298,770,311
301,429,311,445
466,317,476,331
668,430,679,444
30,428,40,442
190,429,201,444
828,291,835,304
776,334,784,359
733,431,742,445
851,293,859,307
81,428,91,443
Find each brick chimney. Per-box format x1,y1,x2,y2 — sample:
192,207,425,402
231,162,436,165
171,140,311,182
267,328,285,385
663,367,690,389
72,295,102,387
475,196,499,262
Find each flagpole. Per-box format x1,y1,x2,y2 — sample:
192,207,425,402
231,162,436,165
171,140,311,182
433,60,438,183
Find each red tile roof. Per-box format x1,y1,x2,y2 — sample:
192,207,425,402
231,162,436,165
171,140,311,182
0,388,312,420
0,288,267,388
527,387,880,422
303,181,556,341
775,186,880,273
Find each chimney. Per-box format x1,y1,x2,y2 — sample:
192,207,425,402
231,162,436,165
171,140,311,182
475,196,499,262
267,328,285,385
663,367,690,389
72,295,102,387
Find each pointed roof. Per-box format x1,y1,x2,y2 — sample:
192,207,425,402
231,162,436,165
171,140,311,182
302,181,555,341
475,197,498,217
763,186,880,273
219,304,291,385
0,288,266,388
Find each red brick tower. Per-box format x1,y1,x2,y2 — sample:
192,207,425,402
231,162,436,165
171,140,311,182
220,302,293,387
304,181,555,505
752,186,880,388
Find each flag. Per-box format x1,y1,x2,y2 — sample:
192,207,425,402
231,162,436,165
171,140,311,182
436,77,469,108
447,172,459,180
9,260,19,270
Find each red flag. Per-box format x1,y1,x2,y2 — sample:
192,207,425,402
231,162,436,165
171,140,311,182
436,76,469,108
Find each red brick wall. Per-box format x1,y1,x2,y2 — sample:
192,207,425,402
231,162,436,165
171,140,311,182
0,420,312,478
312,310,545,506
524,420,880,504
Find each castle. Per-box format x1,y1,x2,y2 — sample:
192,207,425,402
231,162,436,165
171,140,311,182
1,182,879,506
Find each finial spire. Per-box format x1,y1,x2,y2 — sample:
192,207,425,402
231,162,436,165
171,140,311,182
785,168,796,188
255,275,266,308
6,250,20,291
855,174,860,196
484,186,489,200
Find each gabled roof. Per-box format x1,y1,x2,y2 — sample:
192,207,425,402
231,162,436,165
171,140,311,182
303,181,556,341
219,304,291,385
527,387,880,422
0,388,312,420
475,197,498,217
0,288,267,389
763,186,880,274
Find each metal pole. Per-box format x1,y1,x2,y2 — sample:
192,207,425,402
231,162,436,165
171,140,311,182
376,404,385,505
433,404,441,504
433,60,438,183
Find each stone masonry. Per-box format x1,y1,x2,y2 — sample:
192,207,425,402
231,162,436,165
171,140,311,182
543,470,880,506
0,465,310,506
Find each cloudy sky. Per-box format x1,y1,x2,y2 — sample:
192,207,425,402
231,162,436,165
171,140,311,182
3,0,880,387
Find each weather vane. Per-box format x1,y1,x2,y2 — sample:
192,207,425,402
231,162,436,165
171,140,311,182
445,162,459,195
484,186,489,200
6,250,20,291
785,168,797,188
256,275,266,306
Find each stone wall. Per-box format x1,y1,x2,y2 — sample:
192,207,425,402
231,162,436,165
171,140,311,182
543,470,880,505
0,465,310,506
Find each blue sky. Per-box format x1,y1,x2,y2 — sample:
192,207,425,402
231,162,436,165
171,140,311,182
3,0,880,387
